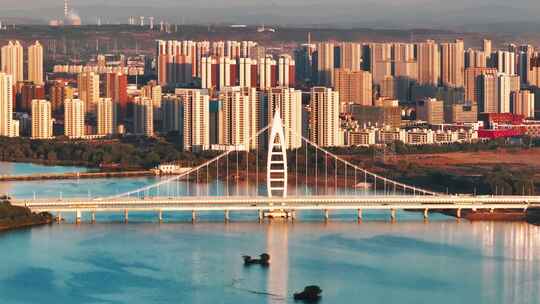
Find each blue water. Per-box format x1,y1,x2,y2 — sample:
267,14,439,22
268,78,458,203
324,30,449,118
1,162,539,304
0,161,89,176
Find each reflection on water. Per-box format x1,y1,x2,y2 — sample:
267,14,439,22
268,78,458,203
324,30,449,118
267,222,288,303
1,219,540,303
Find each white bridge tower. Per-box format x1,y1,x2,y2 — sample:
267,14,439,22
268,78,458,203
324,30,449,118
266,107,288,197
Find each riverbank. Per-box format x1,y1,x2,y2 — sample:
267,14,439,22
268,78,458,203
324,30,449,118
0,200,53,232
0,170,155,182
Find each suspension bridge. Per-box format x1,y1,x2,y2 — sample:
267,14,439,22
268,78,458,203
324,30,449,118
9,109,540,223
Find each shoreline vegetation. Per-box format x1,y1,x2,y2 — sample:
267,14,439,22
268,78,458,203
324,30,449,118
0,197,53,232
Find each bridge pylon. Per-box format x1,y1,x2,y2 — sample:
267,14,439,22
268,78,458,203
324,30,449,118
267,106,288,198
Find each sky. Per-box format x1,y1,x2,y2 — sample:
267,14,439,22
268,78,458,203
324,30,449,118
2,0,540,29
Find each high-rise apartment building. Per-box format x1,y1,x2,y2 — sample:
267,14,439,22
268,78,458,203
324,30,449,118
416,98,444,125
316,42,335,86
441,39,464,87
17,82,45,112
28,41,44,85
334,68,372,111
1,41,24,83
464,67,497,105
465,49,486,68
392,43,418,80
496,51,516,75
480,74,499,113
64,98,85,138
156,40,198,85
105,73,127,121
338,42,362,71
31,99,53,139
294,44,315,83
162,94,183,133
518,45,535,85
380,75,396,99
77,72,100,113
258,56,277,89
483,39,492,59
498,74,512,113
277,55,296,87
142,81,162,121
97,97,116,135
416,40,440,86
49,81,74,114
369,43,392,84
218,87,260,149
309,87,341,147
511,90,535,118
133,96,154,137
200,56,237,90
0,73,18,137
238,57,258,88
176,89,210,151
266,87,303,149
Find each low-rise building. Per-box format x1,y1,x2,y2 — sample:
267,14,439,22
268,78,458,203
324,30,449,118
377,127,407,144
346,128,377,146
407,129,434,145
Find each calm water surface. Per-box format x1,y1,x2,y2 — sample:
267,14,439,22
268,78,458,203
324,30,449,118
0,162,539,304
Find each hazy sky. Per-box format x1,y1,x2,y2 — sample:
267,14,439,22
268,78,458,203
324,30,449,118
3,0,540,28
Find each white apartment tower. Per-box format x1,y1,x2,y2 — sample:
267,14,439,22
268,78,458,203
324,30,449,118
31,99,53,139
441,39,465,87
218,87,260,149
417,40,440,86
316,42,335,86
97,97,116,135
77,72,100,113
64,99,85,138
309,87,341,147
28,41,44,85
266,87,303,149
0,73,18,137
1,41,24,83
177,89,210,151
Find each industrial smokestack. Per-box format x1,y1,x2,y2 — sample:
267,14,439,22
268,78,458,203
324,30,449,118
64,0,69,18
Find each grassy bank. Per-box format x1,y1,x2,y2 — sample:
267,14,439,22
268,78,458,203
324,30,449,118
0,198,53,232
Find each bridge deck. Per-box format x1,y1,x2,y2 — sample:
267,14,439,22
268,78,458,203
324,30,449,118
11,195,540,213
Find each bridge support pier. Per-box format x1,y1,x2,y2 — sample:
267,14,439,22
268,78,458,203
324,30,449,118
192,211,196,223
324,209,329,221
456,208,462,219
75,210,82,224
390,209,396,221
124,209,129,223
357,209,363,221
91,211,96,223
158,210,163,223
225,210,230,222
423,209,429,220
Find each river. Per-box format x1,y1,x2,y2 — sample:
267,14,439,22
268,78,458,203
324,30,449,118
1,162,539,304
